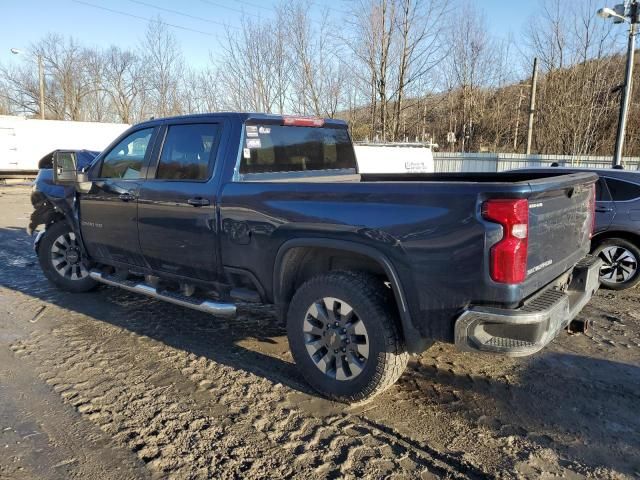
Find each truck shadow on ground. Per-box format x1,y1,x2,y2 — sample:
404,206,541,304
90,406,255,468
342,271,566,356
1,225,639,476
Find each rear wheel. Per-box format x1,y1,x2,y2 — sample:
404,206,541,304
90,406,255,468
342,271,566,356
287,271,409,404
37,221,97,293
593,237,640,290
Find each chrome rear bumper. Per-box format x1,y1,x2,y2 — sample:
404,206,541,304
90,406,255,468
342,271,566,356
454,255,602,356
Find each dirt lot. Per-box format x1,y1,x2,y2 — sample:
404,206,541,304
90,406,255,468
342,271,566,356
0,183,638,480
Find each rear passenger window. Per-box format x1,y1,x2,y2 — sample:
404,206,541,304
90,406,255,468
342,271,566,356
156,124,220,180
604,178,640,201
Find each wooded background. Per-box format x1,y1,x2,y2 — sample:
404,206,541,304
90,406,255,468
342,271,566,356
1,0,638,156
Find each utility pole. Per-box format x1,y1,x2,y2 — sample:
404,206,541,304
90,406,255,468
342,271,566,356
37,54,44,120
526,57,538,155
612,0,639,167
513,86,524,152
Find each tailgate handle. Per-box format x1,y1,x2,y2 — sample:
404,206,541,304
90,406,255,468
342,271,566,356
188,197,210,207
595,206,613,213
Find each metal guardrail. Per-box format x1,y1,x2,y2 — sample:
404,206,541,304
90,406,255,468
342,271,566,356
433,153,640,172
0,170,37,180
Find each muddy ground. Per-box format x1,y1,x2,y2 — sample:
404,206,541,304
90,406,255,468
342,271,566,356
0,183,638,480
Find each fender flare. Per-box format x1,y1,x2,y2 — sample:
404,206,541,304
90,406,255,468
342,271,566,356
33,229,46,254
32,194,86,258
273,238,428,352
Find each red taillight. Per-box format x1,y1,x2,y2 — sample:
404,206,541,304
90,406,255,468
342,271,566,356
282,116,324,127
482,199,529,284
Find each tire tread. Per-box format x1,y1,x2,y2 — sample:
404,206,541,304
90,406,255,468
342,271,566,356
37,221,97,293
288,270,409,404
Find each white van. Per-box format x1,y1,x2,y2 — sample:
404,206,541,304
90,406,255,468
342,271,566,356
0,116,129,176
354,143,435,174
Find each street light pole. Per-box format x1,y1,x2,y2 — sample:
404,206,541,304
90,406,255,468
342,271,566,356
613,2,638,167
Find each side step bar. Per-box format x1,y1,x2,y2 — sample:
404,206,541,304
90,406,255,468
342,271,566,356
89,270,236,318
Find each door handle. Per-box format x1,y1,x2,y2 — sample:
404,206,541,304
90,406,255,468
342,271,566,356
595,206,613,213
119,192,136,202
187,197,210,207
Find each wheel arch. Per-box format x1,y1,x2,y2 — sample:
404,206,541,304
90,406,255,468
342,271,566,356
273,238,427,353
33,213,79,255
591,230,640,250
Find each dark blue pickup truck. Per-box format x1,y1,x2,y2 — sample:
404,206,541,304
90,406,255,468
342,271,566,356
30,113,601,402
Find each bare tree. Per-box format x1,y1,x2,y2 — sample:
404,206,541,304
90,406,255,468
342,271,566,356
346,0,398,140
0,2,635,157
283,1,346,117
440,1,495,151
140,18,184,117
524,0,622,155
0,34,97,120
35,34,98,120
0,62,41,117
525,0,569,72
217,15,290,113
102,46,145,123
84,47,110,122
390,0,446,140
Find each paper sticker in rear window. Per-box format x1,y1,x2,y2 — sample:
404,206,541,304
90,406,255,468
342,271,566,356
246,138,261,149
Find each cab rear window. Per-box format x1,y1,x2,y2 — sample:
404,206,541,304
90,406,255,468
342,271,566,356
239,125,356,174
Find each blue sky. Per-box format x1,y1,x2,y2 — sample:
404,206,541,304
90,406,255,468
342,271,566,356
1,0,540,68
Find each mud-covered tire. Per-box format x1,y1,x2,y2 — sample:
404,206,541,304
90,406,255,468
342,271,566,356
287,271,409,404
37,221,98,293
592,237,640,290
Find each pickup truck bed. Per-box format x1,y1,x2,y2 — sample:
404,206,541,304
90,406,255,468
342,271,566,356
30,113,600,403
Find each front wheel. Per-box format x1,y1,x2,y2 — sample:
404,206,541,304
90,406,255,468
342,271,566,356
287,271,409,404
593,237,640,290
37,221,98,293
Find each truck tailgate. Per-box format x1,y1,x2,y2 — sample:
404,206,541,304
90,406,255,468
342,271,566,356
526,174,595,283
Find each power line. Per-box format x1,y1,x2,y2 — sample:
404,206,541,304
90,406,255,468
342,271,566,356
228,0,272,12
128,0,239,30
230,0,351,16
72,0,218,37
199,0,266,18
72,0,354,72
309,0,351,16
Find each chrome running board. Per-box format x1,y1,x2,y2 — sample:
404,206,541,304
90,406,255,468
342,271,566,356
89,270,236,318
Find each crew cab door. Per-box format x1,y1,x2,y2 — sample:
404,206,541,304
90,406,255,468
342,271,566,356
594,177,615,232
602,176,640,224
137,120,223,280
79,127,157,266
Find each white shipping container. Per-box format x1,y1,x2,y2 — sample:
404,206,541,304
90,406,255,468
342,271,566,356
354,143,434,174
0,116,129,173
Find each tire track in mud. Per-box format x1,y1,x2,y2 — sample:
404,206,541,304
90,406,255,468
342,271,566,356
9,303,483,479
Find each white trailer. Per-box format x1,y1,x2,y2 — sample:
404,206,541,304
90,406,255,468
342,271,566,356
0,116,129,177
354,142,436,174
